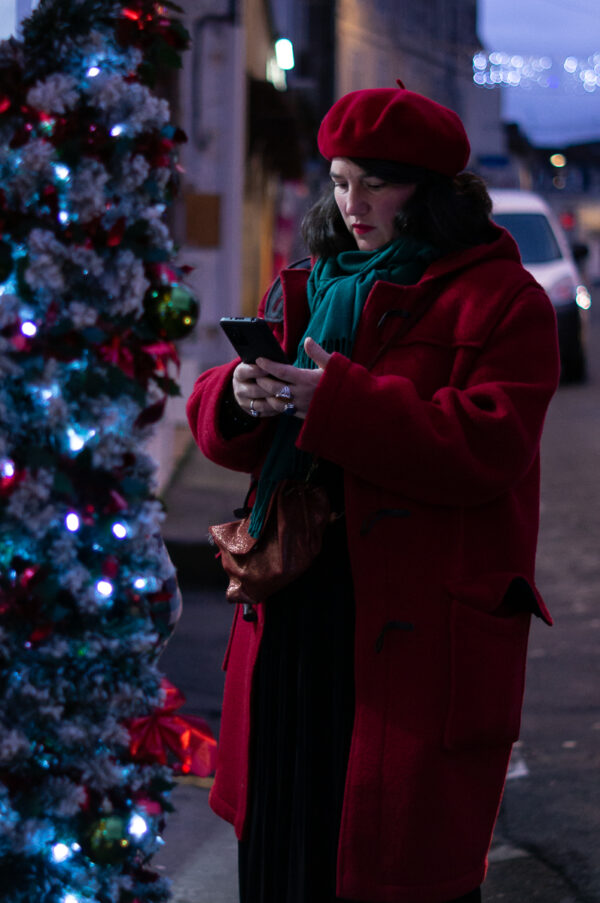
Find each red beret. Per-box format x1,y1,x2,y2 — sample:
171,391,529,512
317,84,470,177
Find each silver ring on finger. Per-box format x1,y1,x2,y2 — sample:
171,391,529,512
275,384,293,401
249,399,260,418
283,402,297,416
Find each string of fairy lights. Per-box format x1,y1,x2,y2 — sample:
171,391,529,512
473,50,600,92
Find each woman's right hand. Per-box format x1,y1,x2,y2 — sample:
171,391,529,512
232,361,280,418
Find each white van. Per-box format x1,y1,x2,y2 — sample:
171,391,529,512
489,189,590,382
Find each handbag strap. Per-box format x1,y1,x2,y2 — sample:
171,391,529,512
234,479,258,518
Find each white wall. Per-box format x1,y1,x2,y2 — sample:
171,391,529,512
151,0,247,489
0,0,40,39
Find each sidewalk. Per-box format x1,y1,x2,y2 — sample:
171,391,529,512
157,442,244,901
162,438,249,584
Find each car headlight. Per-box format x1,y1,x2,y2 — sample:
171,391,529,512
576,284,592,310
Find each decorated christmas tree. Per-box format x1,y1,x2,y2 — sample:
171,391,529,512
0,2,207,900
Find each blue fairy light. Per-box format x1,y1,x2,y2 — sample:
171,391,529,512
51,842,71,863
40,385,59,401
132,575,160,592
67,358,88,372
65,513,81,532
111,522,128,540
1,460,15,479
128,813,148,838
86,66,101,78
21,321,37,337
96,579,113,598
58,211,70,225
66,425,96,453
67,429,85,452
110,124,125,137
62,894,79,903
0,459,17,493
53,163,71,182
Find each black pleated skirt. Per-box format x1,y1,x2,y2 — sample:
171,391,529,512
238,513,356,903
237,499,482,903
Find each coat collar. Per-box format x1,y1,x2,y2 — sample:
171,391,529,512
279,225,523,296
418,224,522,284
277,225,529,361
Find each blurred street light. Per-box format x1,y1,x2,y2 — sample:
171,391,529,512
275,38,294,71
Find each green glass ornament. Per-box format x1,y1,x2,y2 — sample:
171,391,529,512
84,815,131,864
145,283,199,339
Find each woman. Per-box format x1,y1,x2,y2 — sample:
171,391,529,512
186,83,559,903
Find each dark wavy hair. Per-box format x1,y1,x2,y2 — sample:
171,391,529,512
301,157,495,258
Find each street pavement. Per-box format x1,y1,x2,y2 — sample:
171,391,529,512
154,301,600,903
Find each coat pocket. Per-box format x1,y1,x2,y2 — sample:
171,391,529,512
443,595,531,751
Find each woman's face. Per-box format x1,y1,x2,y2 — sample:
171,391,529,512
330,157,416,251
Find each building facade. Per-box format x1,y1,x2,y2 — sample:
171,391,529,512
334,0,505,169
151,0,306,486
151,0,512,485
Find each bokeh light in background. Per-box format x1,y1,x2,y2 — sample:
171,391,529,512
478,0,600,145
473,50,600,92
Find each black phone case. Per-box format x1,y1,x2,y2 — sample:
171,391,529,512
220,317,289,364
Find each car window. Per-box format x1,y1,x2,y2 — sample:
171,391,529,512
493,212,562,264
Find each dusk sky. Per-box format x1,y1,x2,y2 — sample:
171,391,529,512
478,0,600,147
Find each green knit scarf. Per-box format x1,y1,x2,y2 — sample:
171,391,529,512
247,235,439,538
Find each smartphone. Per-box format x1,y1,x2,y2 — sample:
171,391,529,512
220,317,289,364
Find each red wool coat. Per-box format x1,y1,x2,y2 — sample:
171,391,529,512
186,227,560,903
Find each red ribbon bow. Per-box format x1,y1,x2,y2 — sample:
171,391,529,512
99,333,179,382
127,678,217,777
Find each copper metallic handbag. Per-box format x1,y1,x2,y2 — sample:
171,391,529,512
209,479,332,619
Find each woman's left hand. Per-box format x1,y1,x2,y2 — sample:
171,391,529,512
255,337,332,420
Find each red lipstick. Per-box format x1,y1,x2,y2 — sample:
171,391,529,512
352,224,374,234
